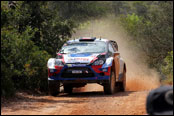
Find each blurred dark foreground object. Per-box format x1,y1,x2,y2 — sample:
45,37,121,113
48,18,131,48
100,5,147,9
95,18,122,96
146,86,173,115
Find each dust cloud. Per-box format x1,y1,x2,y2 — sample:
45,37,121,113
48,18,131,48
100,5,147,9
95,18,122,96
72,18,161,91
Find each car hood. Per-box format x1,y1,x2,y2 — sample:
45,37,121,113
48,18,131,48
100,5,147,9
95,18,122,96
63,53,100,64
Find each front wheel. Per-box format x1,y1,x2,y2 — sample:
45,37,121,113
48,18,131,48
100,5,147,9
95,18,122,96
48,80,60,96
103,71,116,94
63,85,73,94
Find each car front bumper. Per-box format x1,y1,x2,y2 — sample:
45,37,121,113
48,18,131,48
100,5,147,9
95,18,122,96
48,64,111,83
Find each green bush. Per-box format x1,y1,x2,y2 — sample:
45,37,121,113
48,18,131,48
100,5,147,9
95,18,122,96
120,13,142,36
1,1,111,97
118,1,173,72
1,64,16,97
1,26,51,96
161,51,173,85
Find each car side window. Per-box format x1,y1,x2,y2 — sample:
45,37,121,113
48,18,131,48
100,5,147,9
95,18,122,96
111,43,117,52
111,41,118,51
108,43,115,53
113,42,118,51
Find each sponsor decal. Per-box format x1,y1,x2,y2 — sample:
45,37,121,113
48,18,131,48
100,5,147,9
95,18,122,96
67,58,90,62
72,64,87,67
70,53,92,57
63,53,99,63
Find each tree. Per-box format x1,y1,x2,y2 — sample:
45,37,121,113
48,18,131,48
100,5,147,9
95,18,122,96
1,1,111,96
118,1,173,72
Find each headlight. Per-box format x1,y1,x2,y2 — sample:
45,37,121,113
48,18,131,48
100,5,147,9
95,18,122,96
48,62,53,67
47,58,55,68
55,59,64,66
92,59,105,65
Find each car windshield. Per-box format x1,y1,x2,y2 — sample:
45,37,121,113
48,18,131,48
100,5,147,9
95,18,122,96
60,42,107,54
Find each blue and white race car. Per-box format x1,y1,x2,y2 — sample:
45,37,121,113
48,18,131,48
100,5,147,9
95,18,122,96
47,37,126,96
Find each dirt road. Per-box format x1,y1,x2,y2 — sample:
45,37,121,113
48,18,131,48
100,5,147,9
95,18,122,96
1,84,151,115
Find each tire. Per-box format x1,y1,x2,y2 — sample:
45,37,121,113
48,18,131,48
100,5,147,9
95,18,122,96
104,70,116,94
64,85,73,94
48,80,60,96
120,70,126,92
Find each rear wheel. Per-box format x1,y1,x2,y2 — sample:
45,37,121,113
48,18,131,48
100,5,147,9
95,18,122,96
120,70,126,92
48,80,60,96
104,71,116,94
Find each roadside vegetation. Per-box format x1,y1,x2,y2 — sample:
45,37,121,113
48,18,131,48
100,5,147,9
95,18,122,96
1,1,173,97
112,1,173,85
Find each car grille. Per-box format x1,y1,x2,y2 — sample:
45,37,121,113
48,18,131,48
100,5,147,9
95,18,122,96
61,67,95,78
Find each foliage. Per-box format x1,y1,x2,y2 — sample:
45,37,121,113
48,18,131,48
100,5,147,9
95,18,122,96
116,1,173,69
50,1,111,21
120,13,143,36
1,1,111,97
161,51,173,85
1,25,51,95
113,1,173,84
1,64,15,97
162,51,173,75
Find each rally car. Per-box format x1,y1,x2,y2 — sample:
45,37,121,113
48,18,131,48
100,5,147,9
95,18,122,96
47,37,126,96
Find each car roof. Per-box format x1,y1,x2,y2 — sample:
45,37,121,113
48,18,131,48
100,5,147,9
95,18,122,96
67,37,109,44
